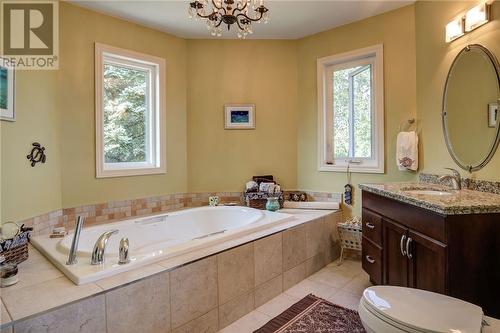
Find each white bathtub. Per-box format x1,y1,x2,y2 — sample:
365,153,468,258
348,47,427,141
31,206,293,284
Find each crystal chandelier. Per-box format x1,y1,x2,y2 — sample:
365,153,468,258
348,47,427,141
188,0,270,38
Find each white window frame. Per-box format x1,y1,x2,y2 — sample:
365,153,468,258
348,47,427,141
317,44,384,173
95,43,166,178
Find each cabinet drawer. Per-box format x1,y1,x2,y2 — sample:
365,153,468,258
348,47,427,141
362,208,382,246
362,236,382,285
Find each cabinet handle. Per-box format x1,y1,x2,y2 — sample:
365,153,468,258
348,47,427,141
365,255,375,264
365,222,375,229
400,235,407,256
406,237,413,260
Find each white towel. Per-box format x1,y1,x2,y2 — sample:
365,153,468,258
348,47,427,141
396,131,418,171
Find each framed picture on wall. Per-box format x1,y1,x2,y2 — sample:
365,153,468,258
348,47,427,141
0,59,15,121
224,104,255,129
488,102,498,128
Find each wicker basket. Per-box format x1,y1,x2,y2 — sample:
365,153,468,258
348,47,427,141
337,219,362,264
245,192,284,210
0,228,31,265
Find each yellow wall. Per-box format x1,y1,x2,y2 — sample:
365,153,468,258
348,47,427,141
296,5,418,215
416,1,500,180
5,1,500,222
1,70,62,221
58,3,188,208
186,40,298,192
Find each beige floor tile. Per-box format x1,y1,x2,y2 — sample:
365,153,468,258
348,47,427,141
343,273,372,297
255,293,299,318
218,310,271,333
284,278,337,300
308,264,358,289
326,290,362,310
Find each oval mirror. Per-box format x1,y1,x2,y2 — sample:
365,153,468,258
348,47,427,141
443,44,500,172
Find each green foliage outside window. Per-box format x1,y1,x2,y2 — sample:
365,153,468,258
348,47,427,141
103,64,148,163
333,65,372,159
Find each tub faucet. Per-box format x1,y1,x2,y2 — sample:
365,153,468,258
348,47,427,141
91,229,118,265
66,216,85,265
438,168,462,190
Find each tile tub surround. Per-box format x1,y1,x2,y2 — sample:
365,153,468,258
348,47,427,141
419,173,500,195
0,209,341,332
359,182,500,215
15,191,340,236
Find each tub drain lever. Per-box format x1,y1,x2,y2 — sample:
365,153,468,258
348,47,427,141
118,237,130,265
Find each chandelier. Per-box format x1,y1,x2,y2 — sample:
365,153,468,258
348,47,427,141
188,0,270,38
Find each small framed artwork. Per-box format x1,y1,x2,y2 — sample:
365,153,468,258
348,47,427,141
0,59,15,122
488,102,498,128
224,104,255,129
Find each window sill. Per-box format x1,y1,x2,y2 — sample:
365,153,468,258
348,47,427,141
96,167,166,178
318,164,384,174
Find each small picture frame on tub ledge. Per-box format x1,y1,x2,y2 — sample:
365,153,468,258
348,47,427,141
224,104,255,129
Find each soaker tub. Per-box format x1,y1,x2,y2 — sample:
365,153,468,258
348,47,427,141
31,206,293,284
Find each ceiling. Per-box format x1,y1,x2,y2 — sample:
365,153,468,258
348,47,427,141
71,0,415,39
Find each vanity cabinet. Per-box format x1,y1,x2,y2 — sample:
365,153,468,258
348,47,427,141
361,190,500,317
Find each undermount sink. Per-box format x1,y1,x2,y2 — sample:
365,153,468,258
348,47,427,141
404,189,453,196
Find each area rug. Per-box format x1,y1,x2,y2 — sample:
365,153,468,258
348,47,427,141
254,294,366,333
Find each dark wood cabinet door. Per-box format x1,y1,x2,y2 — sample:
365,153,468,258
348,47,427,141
383,219,408,287
407,229,447,294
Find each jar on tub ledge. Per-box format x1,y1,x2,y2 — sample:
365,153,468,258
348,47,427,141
266,197,280,212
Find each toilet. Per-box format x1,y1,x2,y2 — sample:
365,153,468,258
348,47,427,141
358,286,484,333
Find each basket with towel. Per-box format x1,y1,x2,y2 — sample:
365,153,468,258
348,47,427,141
0,224,32,265
244,175,284,210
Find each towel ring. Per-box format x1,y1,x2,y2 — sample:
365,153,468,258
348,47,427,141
398,118,417,132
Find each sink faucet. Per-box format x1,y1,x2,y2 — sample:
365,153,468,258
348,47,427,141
66,216,85,265
91,229,118,265
438,168,462,190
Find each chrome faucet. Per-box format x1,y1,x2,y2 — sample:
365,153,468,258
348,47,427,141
438,168,462,190
91,229,118,265
66,216,85,265
118,237,130,265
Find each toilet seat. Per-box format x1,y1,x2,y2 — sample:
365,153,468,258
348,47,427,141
360,286,483,333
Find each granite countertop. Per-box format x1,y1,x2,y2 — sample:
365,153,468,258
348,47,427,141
0,208,339,329
359,182,500,215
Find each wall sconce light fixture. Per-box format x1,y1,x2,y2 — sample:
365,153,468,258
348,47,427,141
446,17,465,42
445,1,492,42
465,2,491,32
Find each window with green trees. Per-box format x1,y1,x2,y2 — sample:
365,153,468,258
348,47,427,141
96,43,165,178
317,45,384,173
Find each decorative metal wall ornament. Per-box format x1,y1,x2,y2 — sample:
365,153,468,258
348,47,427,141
188,0,269,38
27,142,46,167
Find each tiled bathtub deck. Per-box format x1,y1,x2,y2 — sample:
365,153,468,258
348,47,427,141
0,209,342,333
